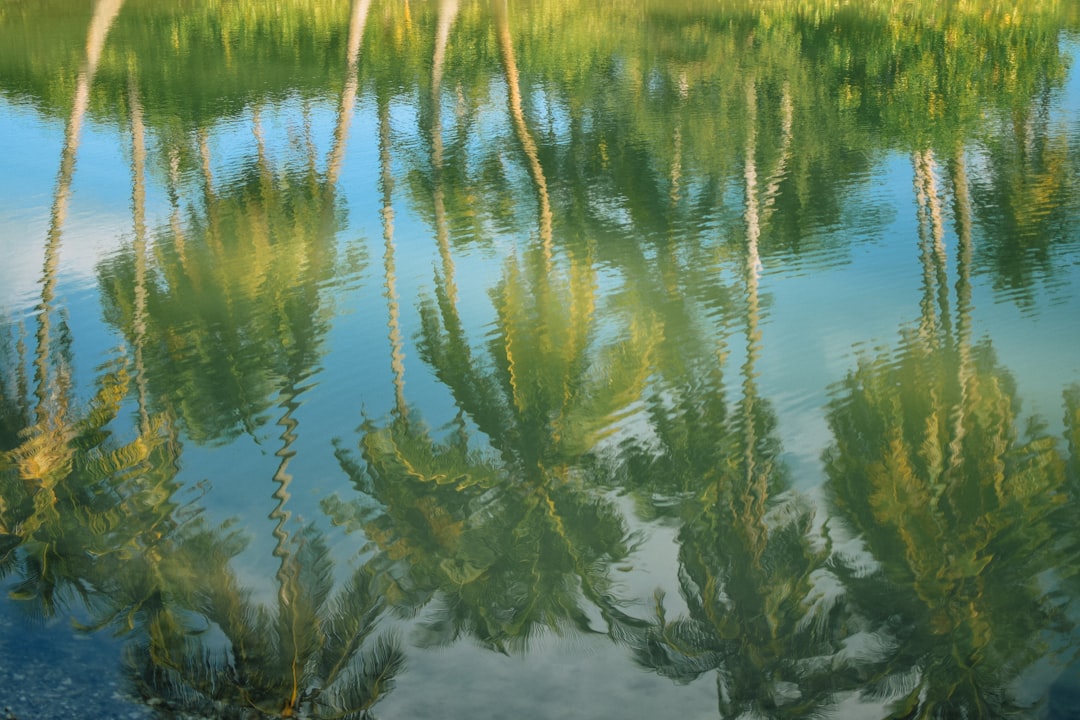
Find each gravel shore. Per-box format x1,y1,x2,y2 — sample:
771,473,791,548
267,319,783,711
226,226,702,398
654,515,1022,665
0,603,154,720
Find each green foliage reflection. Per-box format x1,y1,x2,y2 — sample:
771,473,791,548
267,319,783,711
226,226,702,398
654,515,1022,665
98,121,348,444
329,243,653,649
614,86,852,717
823,150,1080,718
127,526,404,720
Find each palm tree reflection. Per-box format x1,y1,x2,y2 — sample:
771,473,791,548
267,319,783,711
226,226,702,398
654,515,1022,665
624,79,847,718
126,524,404,719
333,249,651,651
823,147,1080,718
324,1,656,651
0,8,183,620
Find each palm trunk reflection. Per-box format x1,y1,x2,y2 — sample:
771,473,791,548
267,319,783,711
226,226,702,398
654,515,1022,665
494,0,553,266
379,95,408,420
432,0,461,308
129,79,151,438
34,0,125,423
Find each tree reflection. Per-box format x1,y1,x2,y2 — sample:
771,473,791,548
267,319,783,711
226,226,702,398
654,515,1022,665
98,114,348,443
113,4,406,711
970,101,1079,309
620,79,849,718
1068,385,1080,488
0,0,188,619
97,0,374,443
328,9,655,642
0,354,182,616
334,407,644,651
333,226,652,651
126,524,404,720
823,148,1079,717
1,0,1080,716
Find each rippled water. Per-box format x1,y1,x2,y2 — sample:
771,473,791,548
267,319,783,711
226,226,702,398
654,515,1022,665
3,1,1080,718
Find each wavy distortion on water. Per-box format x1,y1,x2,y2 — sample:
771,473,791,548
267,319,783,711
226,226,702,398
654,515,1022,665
1,0,1080,718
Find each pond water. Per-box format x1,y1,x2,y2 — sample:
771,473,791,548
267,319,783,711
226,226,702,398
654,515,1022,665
2,0,1080,718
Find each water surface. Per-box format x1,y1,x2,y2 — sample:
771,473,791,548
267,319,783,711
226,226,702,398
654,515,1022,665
2,1,1080,718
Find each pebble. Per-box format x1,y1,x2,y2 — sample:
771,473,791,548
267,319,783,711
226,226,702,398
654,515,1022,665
0,608,154,720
